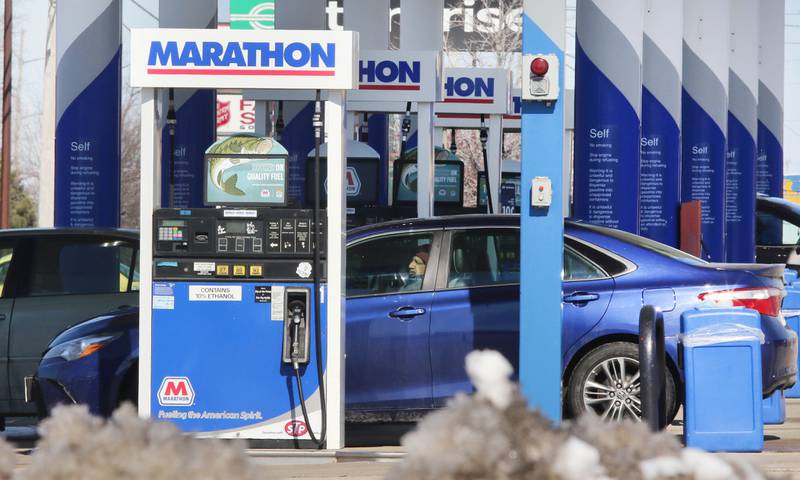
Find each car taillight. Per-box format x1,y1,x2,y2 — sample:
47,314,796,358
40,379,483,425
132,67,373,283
698,287,784,317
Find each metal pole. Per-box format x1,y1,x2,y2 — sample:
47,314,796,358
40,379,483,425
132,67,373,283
1,0,11,228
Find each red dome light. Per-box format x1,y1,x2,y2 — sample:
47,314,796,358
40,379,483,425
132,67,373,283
530,57,549,76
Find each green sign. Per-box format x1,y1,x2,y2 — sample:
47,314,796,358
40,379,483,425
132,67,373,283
230,0,275,30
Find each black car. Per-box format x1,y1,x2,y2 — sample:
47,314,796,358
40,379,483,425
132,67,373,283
756,195,800,265
0,228,139,425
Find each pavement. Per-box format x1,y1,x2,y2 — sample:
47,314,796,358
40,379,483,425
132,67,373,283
7,402,800,478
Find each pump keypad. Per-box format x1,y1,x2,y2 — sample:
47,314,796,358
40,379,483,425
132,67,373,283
159,226,185,241
154,208,324,259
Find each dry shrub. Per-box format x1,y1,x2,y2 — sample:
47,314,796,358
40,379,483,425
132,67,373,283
17,404,259,480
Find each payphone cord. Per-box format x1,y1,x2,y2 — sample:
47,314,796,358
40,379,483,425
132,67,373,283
392,102,413,203
479,114,493,214
167,88,177,208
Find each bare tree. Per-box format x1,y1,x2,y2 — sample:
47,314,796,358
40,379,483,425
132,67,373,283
119,86,141,228
440,0,523,205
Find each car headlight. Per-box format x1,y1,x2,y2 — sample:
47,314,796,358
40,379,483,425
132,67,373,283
43,334,119,362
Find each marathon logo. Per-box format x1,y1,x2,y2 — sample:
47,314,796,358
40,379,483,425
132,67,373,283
157,377,195,406
146,40,336,77
359,60,421,91
444,76,495,104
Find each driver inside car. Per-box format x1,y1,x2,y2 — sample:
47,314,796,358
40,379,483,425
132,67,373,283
401,249,429,291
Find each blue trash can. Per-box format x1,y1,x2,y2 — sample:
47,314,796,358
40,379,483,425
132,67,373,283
783,284,800,399
763,389,786,424
785,269,798,285
682,307,764,452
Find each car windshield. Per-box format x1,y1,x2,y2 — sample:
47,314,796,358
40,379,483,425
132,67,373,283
573,222,708,265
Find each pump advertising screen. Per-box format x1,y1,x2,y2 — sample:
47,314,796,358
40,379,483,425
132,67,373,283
205,155,287,206
394,161,463,205
203,136,290,207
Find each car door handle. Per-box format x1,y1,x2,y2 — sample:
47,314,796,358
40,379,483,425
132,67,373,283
0,314,5,321
389,306,426,320
563,292,600,304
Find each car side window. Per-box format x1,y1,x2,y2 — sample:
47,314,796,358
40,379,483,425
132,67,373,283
346,233,434,297
118,246,140,292
0,245,14,297
27,237,138,296
756,211,800,246
564,247,608,281
447,229,519,288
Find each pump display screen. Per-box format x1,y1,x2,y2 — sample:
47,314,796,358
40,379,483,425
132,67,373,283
204,155,288,207
394,161,463,205
305,157,380,207
223,221,248,234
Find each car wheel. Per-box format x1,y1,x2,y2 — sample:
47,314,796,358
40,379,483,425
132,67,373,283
566,342,678,424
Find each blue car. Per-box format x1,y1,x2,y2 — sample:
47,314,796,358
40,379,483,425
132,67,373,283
35,216,798,423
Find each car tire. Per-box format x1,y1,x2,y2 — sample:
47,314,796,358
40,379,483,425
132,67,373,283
566,342,678,424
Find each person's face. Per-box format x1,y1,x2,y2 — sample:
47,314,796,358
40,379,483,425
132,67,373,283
408,255,427,278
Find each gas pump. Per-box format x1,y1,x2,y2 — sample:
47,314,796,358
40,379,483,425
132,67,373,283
151,135,327,446
305,140,381,228
346,50,442,219
131,28,357,449
433,68,511,215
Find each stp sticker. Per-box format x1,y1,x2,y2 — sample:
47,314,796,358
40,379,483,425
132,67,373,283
157,377,195,406
284,420,308,437
296,262,312,279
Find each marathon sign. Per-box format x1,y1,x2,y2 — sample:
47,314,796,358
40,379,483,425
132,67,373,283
436,68,510,116
348,50,441,103
130,29,358,90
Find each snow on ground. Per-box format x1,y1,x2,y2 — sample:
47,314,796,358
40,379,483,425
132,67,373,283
389,349,765,480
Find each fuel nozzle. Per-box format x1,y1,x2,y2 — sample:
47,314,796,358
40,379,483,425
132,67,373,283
291,304,303,368
283,292,309,369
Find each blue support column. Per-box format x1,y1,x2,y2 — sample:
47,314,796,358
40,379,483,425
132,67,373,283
55,0,121,227
756,1,784,198
519,0,565,422
725,0,759,263
573,0,643,234
681,0,730,262
641,0,682,247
